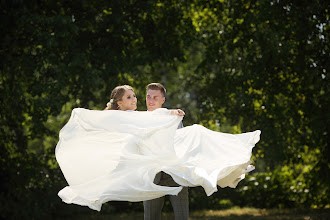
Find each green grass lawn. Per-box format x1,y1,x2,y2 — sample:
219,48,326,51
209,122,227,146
60,207,330,220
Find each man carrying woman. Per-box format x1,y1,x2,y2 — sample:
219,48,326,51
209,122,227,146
55,84,260,213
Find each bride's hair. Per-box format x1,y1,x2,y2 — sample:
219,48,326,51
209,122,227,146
105,85,134,110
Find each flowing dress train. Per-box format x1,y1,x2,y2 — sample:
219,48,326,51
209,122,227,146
55,108,261,211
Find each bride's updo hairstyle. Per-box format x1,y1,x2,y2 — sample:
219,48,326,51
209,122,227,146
105,85,134,110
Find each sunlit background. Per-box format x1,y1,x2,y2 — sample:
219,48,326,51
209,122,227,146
1,0,329,219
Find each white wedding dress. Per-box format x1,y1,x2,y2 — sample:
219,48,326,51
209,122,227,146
55,108,261,211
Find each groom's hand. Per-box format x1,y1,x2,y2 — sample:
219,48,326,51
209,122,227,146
171,109,185,116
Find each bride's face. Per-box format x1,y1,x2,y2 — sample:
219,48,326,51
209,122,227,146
117,90,137,111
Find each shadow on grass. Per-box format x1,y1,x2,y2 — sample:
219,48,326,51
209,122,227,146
189,208,330,220
57,208,330,220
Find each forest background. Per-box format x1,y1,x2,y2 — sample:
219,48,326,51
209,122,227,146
1,0,329,219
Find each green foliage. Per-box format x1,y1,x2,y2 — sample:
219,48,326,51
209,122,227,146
234,161,329,209
1,0,329,218
183,0,329,209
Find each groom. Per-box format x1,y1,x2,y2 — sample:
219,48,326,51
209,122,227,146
143,83,189,220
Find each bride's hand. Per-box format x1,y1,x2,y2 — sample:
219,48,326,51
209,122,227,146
170,109,185,116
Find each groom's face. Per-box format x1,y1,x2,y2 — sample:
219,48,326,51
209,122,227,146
146,89,165,111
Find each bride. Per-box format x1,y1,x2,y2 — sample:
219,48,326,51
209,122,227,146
56,85,260,211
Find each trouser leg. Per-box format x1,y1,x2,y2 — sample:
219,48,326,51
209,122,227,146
143,172,164,220
144,172,189,220
169,187,189,220
143,196,165,220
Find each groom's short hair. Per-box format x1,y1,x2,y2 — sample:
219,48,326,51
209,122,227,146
146,83,166,97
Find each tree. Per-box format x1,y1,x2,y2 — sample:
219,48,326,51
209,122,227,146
184,0,329,207
0,0,195,218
